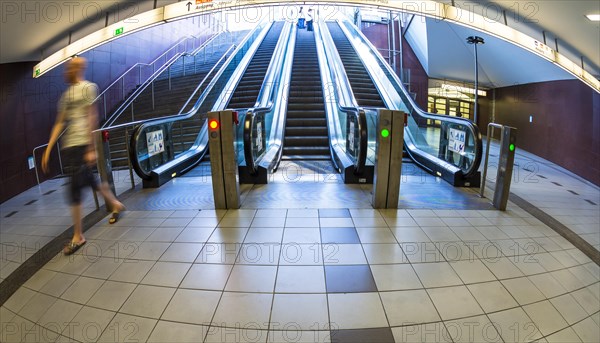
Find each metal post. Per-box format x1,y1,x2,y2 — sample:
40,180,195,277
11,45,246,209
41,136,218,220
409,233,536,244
372,109,404,208
207,110,240,209
466,36,484,124
208,111,226,209
152,81,155,110
183,56,186,76
474,43,479,123
103,94,107,121
390,12,396,72
480,124,498,198
480,123,517,211
493,126,517,210
388,11,393,65
121,77,125,99
92,190,100,210
56,142,64,175
125,127,135,189
94,130,116,206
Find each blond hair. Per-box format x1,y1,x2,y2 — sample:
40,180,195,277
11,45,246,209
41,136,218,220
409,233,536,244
64,57,87,85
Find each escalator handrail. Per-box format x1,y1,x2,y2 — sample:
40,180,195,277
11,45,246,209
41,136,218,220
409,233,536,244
316,21,368,174
102,33,223,129
209,22,275,113
128,22,270,180
243,22,293,175
337,19,483,177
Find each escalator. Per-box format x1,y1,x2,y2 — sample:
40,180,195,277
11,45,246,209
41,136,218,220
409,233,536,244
226,22,284,109
128,21,289,187
326,23,385,109
282,29,329,160
324,20,482,187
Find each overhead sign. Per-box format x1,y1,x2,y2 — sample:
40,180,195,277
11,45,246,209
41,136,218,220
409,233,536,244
146,130,165,157
448,128,466,154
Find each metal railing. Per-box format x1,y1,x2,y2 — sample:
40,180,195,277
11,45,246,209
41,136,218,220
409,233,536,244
32,133,65,186
480,122,505,198
316,21,368,175
31,32,223,186
97,43,237,188
243,22,293,175
100,32,228,128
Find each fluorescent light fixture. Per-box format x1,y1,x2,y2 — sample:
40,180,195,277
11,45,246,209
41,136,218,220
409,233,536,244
586,14,600,21
33,8,165,78
441,83,487,97
30,0,600,94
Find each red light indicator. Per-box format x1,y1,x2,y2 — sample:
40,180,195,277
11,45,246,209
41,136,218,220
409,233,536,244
209,119,219,130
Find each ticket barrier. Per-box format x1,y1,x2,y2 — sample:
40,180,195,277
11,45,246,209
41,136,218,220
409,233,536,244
480,123,517,211
207,110,240,209
372,109,405,209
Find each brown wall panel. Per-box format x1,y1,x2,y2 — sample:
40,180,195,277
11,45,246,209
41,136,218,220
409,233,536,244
494,80,600,186
0,17,216,203
361,22,429,110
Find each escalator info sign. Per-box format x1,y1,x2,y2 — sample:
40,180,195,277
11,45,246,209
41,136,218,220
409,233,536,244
147,130,165,157
449,128,466,154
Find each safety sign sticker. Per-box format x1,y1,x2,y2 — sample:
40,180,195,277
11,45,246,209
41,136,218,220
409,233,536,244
449,128,466,154
146,130,165,157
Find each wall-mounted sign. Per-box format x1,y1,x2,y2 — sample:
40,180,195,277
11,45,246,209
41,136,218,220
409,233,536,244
146,130,165,157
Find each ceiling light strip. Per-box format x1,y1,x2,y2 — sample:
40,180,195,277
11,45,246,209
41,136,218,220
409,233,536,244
33,8,165,78
33,0,599,93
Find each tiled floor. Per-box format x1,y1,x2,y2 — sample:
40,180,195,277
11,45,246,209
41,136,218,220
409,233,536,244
1,144,599,342
0,170,139,282
2,205,599,342
483,139,600,250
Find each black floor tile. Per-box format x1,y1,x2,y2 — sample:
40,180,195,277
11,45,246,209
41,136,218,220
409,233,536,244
325,265,377,293
330,328,395,343
321,227,361,244
319,209,351,218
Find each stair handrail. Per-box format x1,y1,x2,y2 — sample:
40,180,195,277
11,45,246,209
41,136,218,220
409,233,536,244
316,21,368,175
126,21,271,180
100,32,223,128
98,44,236,134
96,32,219,123
243,21,294,175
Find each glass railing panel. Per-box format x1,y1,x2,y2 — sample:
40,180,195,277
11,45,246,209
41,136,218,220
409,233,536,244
135,122,174,175
365,108,378,166
235,109,248,166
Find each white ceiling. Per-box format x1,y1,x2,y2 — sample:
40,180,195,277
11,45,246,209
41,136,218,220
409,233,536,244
406,16,576,88
441,0,600,77
1,0,598,86
0,0,177,64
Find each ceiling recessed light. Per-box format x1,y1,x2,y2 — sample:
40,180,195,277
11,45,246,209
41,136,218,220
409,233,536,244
586,14,600,21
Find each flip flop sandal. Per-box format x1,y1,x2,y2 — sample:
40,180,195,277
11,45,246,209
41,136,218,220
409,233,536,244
63,240,86,255
109,211,120,224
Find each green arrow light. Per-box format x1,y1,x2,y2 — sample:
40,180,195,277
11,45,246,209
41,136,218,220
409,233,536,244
509,143,515,152
381,129,390,138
